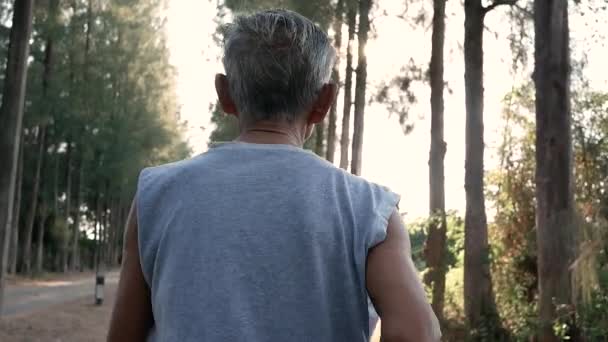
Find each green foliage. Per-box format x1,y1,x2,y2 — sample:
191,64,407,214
410,212,469,339
572,90,608,211
487,82,608,340
569,90,608,342
408,213,465,289
403,218,427,269
577,288,608,340
551,302,577,341
373,59,425,135
303,129,320,153
209,102,239,144
487,84,538,341
5,0,191,273
48,216,69,249
409,211,465,320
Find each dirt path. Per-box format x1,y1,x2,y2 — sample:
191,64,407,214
3,271,119,317
1,270,382,341
0,285,118,342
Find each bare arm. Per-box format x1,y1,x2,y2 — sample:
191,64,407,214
107,200,153,342
367,210,441,342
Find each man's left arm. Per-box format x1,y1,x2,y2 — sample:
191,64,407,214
107,200,153,342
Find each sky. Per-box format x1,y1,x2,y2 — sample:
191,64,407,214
165,0,607,221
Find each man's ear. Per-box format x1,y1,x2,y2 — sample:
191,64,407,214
308,83,338,124
215,74,238,116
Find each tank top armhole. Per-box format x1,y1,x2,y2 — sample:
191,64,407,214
136,167,154,287
368,188,401,250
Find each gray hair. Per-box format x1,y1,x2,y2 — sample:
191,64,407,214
221,9,336,124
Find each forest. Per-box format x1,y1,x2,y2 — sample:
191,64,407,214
0,0,607,341
0,0,189,314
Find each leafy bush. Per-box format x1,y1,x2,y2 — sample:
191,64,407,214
578,288,608,340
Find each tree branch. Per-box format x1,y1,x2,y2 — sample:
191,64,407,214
483,0,518,14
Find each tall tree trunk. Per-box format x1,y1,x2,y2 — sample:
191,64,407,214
110,199,121,266
106,199,112,265
85,0,93,69
9,132,24,274
350,0,371,176
339,4,356,170
463,0,500,336
114,202,126,265
34,202,48,275
69,158,84,271
41,0,57,102
424,0,448,324
107,201,114,266
22,127,47,274
534,0,575,340
67,0,91,271
0,0,35,310
115,203,127,265
62,143,73,273
103,199,111,266
22,0,56,275
53,150,59,215
326,0,344,163
51,148,59,268
94,193,101,273
101,214,107,270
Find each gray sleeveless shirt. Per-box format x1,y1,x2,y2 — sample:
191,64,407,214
136,142,400,342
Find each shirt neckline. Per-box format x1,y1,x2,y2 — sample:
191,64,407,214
209,141,315,154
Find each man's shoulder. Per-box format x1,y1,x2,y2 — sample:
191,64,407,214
310,159,398,198
138,154,208,186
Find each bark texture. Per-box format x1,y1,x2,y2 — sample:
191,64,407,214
534,0,576,340
62,143,73,272
9,133,24,274
325,0,344,163
463,0,500,336
70,159,84,271
350,0,371,176
424,0,448,323
0,0,35,310
23,0,57,275
339,4,356,170
22,127,47,274
35,203,49,275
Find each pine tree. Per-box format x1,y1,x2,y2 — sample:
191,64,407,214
0,0,35,311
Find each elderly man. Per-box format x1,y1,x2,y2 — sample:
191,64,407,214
108,9,440,342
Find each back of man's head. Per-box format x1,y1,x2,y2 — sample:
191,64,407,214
221,9,336,125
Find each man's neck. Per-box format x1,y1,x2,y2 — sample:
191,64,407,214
237,122,305,147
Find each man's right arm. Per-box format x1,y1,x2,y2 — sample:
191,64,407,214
366,210,441,342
